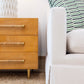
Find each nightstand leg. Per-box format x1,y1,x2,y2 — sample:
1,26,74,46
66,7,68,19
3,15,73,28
27,69,30,79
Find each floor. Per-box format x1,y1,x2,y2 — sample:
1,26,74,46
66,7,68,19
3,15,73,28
0,70,45,84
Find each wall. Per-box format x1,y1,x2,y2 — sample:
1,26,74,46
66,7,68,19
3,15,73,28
17,0,50,56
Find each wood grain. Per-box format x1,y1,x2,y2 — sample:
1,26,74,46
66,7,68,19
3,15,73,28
0,36,38,52
0,18,38,78
0,52,38,69
0,18,38,35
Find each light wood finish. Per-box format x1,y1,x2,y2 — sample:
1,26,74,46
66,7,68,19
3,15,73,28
0,53,38,69
0,36,38,52
0,18,38,78
27,70,30,79
0,25,25,28
0,18,38,35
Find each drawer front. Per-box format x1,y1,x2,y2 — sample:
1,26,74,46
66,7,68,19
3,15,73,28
0,36,38,52
0,53,38,69
0,18,38,35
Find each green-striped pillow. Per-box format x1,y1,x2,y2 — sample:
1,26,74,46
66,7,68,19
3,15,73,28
48,0,84,32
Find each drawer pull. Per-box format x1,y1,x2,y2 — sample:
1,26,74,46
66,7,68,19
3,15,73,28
0,60,24,63
0,25,25,28
0,42,25,45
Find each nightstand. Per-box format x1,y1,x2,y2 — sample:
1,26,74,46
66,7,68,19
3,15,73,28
0,18,38,78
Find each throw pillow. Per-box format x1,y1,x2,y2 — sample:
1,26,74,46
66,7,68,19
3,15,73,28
67,29,84,53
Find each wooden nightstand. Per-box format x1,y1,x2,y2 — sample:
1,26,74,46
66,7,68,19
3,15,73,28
0,18,38,78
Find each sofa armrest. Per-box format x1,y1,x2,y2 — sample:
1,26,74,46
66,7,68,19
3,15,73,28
47,7,66,64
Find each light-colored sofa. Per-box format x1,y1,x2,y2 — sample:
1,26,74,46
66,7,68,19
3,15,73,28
46,7,84,84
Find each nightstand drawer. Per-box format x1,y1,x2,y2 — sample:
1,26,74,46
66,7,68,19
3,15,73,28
0,53,38,69
0,36,38,52
0,18,38,35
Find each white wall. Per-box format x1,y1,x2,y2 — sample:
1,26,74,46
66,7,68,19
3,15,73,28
17,0,50,56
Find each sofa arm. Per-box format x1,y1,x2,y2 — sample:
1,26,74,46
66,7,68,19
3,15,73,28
47,7,66,64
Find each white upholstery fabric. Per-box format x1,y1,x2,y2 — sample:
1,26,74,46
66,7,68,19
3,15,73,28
45,55,50,84
67,29,84,53
46,7,66,84
51,65,84,84
47,7,66,65
65,54,84,65
46,7,84,84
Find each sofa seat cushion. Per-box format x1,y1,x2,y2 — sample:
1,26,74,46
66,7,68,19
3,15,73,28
67,29,84,53
65,54,84,65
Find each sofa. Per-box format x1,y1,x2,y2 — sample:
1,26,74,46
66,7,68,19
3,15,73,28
46,7,84,84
